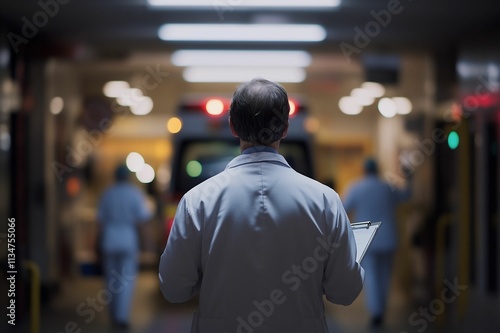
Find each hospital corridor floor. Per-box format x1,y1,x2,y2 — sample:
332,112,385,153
11,269,499,333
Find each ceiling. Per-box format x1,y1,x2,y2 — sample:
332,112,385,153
2,0,500,59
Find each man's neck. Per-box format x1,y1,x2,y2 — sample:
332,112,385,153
240,140,280,153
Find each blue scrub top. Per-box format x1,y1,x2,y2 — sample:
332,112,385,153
97,182,151,252
343,175,411,252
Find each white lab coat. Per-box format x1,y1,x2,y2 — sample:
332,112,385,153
159,151,364,333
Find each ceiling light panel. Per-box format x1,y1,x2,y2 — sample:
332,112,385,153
158,24,326,42
172,50,312,67
149,0,340,9
183,67,306,83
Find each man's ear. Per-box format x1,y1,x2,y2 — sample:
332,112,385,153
281,122,289,139
228,117,239,138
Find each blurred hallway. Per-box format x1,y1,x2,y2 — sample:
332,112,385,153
12,268,498,333
0,271,454,333
1,1,500,332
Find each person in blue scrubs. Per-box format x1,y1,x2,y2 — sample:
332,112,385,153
343,158,412,328
97,165,151,330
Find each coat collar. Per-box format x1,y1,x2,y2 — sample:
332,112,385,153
225,151,291,170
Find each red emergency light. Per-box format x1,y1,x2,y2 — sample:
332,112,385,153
205,98,226,116
289,99,298,118
183,97,301,118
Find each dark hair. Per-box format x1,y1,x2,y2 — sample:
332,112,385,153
115,164,130,182
229,78,290,145
363,158,378,175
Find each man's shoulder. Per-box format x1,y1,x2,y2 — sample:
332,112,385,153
289,172,341,202
182,169,232,200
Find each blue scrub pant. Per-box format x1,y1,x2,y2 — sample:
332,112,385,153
103,249,138,324
362,251,394,317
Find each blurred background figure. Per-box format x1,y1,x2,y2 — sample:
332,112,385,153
342,158,412,329
97,164,152,330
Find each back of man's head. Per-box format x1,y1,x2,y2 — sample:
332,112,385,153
115,164,130,182
363,158,378,175
229,78,290,146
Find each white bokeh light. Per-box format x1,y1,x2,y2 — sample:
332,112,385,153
361,82,385,98
50,96,64,114
126,152,145,172
103,81,130,98
339,96,363,115
351,88,375,106
117,88,143,107
136,163,155,183
378,98,397,118
130,96,154,115
392,97,412,115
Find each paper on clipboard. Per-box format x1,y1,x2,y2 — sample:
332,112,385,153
351,221,382,262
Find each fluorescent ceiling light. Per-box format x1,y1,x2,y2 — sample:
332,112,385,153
149,0,340,8
183,67,306,83
159,24,326,42
172,50,311,67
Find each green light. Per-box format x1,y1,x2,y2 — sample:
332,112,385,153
186,160,202,177
448,131,459,150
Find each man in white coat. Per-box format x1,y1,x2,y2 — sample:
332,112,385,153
159,78,364,333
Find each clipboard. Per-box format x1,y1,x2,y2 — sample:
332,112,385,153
351,221,382,262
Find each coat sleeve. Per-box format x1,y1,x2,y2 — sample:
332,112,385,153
322,194,365,305
158,196,202,303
